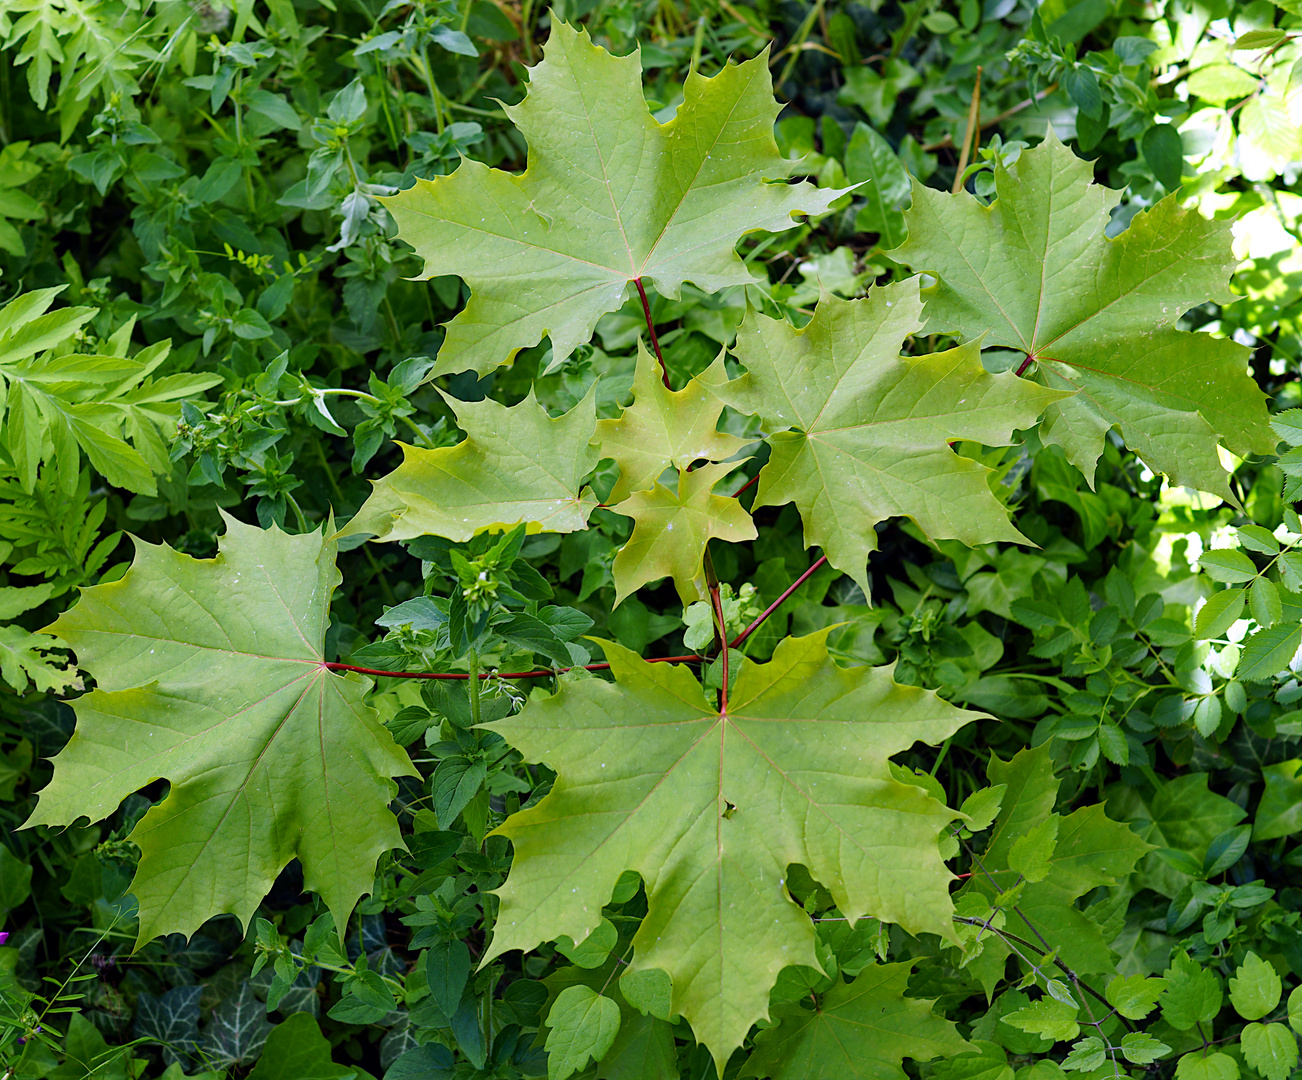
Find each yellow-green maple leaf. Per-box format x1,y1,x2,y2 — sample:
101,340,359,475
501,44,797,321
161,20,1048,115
890,131,1272,496
711,279,1067,592
483,632,982,1069
609,462,757,605
342,387,600,543
595,342,750,503
384,21,846,377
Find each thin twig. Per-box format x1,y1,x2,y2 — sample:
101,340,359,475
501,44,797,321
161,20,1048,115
952,67,982,194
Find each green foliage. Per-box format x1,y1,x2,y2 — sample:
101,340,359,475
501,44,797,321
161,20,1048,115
2,1,1302,1079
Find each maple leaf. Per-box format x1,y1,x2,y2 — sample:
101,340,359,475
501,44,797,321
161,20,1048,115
890,131,1272,496
25,516,417,946
483,632,985,1067
710,280,1067,591
610,463,757,605
342,387,600,543
744,962,970,1080
384,21,846,377
595,343,750,504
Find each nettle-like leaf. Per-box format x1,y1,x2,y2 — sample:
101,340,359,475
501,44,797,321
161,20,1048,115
711,280,1066,591
610,463,757,605
959,744,1151,995
595,343,749,504
891,131,1272,497
385,21,845,377
743,962,970,1080
343,387,600,543
483,632,984,1067
26,517,417,946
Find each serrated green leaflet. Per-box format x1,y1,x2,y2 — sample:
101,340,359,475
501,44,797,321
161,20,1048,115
26,517,416,946
609,463,757,605
483,632,983,1067
742,962,969,1080
712,281,1066,591
891,131,1272,496
342,387,600,543
386,21,846,377
595,344,748,504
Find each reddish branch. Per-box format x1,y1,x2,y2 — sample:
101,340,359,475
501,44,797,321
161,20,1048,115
730,555,828,649
1014,354,1035,377
633,277,672,389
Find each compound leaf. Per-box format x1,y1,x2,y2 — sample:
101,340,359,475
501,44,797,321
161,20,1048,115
595,343,749,504
26,516,417,946
343,387,600,543
712,280,1066,591
484,631,984,1068
743,962,969,1079
891,131,1272,496
609,462,757,605
388,21,846,377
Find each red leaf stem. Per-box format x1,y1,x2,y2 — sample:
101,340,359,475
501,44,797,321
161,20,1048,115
633,277,671,389
1014,354,1035,377
732,472,760,499
730,555,828,649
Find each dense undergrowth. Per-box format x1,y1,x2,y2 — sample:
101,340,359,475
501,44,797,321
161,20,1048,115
1,0,1302,1078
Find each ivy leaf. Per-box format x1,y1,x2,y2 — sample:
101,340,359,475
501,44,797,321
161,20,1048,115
201,983,275,1069
1229,951,1282,1020
742,962,970,1079
386,21,846,377
343,388,599,544
609,463,757,605
134,986,202,1067
595,344,749,504
26,517,417,945
712,281,1066,591
891,131,1272,496
484,631,983,1067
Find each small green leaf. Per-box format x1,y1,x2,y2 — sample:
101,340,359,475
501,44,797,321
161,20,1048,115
1255,760,1302,840
1204,825,1251,876
1163,951,1223,1030
1001,996,1079,1042
1238,624,1302,681
555,917,617,969
1236,524,1281,554
1063,65,1102,119
1106,974,1168,1020
1008,815,1059,883
1198,550,1258,584
1142,124,1184,192
545,985,621,1080
426,939,471,1016
1175,1052,1239,1080
958,785,1006,833
1061,1036,1106,1072
1249,578,1282,627
1240,1023,1299,1080
1232,29,1288,50
245,1013,355,1080
1229,952,1282,1020
1288,985,1302,1035
1120,1032,1172,1064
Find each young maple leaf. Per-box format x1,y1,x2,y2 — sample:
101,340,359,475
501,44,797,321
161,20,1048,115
890,131,1272,498
595,342,750,504
385,21,847,378
744,962,970,1080
711,279,1067,593
609,462,757,605
483,632,985,1069
25,516,416,947
341,387,600,543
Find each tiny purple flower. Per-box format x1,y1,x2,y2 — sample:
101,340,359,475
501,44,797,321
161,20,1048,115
0,931,9,946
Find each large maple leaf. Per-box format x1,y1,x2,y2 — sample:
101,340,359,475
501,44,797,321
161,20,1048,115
25,517,416,946
342,387,600,543
710,279,1067,592
890,131,1272,496
483,632,985,1068
385,21,846,377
